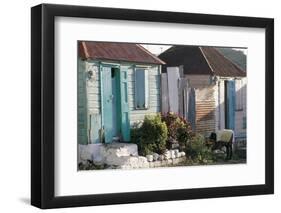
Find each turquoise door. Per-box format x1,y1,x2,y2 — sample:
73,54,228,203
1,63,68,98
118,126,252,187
119,67,130,141
101,65,130,143
225,80,236,130
101,66,114,143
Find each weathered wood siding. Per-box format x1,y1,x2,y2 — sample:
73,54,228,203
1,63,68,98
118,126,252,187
78,60,161,144
78,59,88,144
128,65,161,124
85,61,101,144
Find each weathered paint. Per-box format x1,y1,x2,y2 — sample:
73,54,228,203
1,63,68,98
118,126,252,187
167,67,180,113
86,62,101,144
225,80,236,130
78,59,161,144
78,59,88,144
234,78,247,137
101,65,114,143
89,113,101,143
111,71,118,137
120,66,131,141
128,65,161,124
135,68,149,109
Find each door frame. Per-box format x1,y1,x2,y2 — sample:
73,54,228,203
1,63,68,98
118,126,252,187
224,80,236,130
100,63,121,143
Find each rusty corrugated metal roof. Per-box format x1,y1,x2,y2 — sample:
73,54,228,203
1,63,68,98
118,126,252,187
158,46,246,77
79,41,165,65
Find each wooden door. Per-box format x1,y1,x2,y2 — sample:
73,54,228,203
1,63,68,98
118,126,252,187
119,67,130,141
101,66,114,143
225,80,236,130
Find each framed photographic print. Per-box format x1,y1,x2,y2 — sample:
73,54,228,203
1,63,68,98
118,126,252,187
31,3,274,209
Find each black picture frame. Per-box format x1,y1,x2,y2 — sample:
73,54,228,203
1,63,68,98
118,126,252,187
31,3,274,209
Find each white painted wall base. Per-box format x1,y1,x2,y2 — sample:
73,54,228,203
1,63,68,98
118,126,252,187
78,143,138,165
78,143,186,169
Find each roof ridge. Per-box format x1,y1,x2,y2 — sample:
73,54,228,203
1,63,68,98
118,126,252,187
199,47,215,75
136,44,166,65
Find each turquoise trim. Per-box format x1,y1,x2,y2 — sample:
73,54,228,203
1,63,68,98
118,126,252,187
77,59,88,145
134,66,150,110
99,63,104,143
225,80,236,131
120,66,131,141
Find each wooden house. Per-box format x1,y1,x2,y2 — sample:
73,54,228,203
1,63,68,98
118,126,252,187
78,41,165,144
159,46,247,139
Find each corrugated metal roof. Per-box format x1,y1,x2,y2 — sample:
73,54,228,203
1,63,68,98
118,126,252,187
201,47,246,77
79,41,165,65
158,46,246,77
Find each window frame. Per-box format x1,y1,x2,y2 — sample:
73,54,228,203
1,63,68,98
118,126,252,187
134,66,150,110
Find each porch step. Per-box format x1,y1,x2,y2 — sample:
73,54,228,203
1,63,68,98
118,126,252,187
100,143,139,166
101,142,138,157
78,142,139,165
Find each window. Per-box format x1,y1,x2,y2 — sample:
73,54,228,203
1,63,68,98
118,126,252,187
135,68,149,109
235,79,244,111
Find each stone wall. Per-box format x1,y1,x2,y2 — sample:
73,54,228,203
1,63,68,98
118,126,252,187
78,143,186,170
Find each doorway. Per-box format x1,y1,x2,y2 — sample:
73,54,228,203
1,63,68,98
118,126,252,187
101,66,120,143
225,80,236,130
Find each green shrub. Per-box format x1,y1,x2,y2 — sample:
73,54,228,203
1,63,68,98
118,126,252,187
131,114,168,156
161,112,193,150
186,134,214,162
130,120,143,145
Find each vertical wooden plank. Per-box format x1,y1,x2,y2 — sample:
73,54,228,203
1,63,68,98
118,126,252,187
167,67,180,113
161,73,169,114
219,80,225,130
225,80,236,130
101,66,113,143
90,113,101,143
77,59,88,145
188,88,196,131
183,87,189,120
178,78,188,118
120,67,130,142
111,72,118,137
